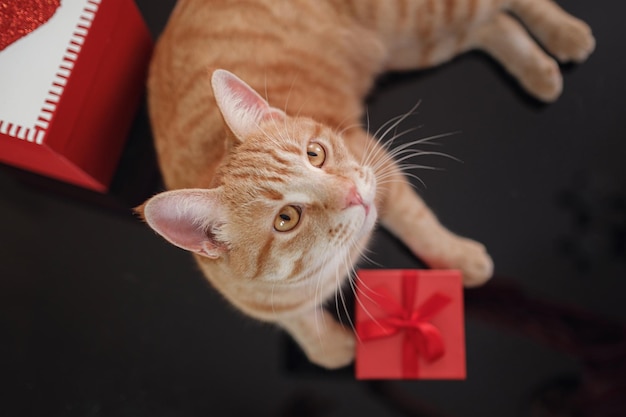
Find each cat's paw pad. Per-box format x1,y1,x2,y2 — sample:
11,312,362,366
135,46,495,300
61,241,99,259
307,326,355,369
549,18,595,63
522,57,563,102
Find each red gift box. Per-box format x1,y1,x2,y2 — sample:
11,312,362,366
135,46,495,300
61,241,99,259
355,269,466,380
0,0,152,192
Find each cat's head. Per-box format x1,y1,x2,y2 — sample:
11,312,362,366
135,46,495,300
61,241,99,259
138,69,377,283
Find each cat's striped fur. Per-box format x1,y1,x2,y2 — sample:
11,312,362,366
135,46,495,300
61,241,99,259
139,0,594,368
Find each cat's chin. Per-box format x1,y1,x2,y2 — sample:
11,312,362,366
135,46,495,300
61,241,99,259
358,204,378,240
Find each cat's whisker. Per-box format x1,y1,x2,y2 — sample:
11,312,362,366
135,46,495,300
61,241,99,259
375,161,434,177
358,247,383,268
333,260,348,328
370,133,460,173
333,232,364,332
366,128,455,173
335,244,358,337
292,88,313,122
338,219,387,339
345,237,386,309
363,115,412,169
370,158,442,188
342,248,363,343
386,131,461,156
262,111,290,146
371,101,421,143
376,162,441,176
372,102,420,147
255,121,283,149
363,127,422,172
360,109,374,167
377,115,411,141
314,253,332,342
263,72,270,103
375,163,441,189
283,72,301,116
282,73,303,140
343,244,388,335
334,108,366,137
370,150,457,186
377,174,428,190
372,163,414,181
336,122,365,141
351,271,378,300
362,141,387,173
333,273,346,331
363,126,403,169
350,274,383,317
386,152,458,172
382,131,443,153
248,103,292,149
333,276,342,328
366,127,420,169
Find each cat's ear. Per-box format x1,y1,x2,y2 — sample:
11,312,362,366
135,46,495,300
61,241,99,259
136,188,229,259
211,69,285,140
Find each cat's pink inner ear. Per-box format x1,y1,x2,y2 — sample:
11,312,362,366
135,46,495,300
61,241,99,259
143,189,227,259
211,69,285,140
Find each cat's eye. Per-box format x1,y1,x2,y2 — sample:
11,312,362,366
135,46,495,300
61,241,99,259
274,205,301,232
307,142,326,168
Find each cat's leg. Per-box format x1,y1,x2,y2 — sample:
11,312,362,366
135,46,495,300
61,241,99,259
378,172,494,287
352,0,478,71
508,0,595,63
346,129,493,287
278,307,355,369
467,13,564,102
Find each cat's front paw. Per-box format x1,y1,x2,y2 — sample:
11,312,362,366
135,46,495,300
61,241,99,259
432,236,494,288
456,239,494,288
307,325,356,369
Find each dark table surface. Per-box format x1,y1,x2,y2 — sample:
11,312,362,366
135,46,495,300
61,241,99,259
1,1,625,416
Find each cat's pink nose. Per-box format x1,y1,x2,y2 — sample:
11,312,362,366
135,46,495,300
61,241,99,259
345,186,363,209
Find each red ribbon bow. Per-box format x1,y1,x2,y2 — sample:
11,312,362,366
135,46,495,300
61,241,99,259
357,271,453,378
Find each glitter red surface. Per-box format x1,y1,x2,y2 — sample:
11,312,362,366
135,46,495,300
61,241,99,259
0,0,61,51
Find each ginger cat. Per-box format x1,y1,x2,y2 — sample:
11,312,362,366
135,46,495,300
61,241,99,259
138,0,594,368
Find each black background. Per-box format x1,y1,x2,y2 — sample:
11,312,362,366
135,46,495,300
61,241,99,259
1,1,624,416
